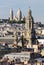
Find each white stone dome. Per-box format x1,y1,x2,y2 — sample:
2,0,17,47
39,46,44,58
17,8,22,21
10,8,13,20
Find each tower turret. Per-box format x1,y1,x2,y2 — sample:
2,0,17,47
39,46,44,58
28,8,32,19
25,8,34,48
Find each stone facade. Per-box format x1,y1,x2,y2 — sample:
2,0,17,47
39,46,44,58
25,8,34,47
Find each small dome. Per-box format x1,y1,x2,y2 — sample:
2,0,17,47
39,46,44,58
10,8,13,20
17,8,22,20
10,8,13,14
17,8,21,15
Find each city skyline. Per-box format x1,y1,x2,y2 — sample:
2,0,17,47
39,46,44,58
0,0,44,23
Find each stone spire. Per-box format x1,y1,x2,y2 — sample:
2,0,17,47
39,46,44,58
27,8,32,20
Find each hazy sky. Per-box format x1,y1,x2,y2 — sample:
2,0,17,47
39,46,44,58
0,0,44,23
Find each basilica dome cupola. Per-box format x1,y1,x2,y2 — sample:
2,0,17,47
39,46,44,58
17,8,22,21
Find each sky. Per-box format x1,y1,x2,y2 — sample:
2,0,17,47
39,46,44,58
0,0,44,23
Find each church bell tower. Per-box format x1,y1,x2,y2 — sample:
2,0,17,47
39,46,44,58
25,8,34,48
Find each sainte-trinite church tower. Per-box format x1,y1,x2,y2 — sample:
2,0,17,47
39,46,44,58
25,8,34,48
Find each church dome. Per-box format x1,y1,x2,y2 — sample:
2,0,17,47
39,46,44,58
10,8,13,20
17,8,22,21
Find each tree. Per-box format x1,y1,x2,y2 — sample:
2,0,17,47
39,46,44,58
16,34,28,48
